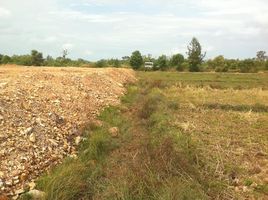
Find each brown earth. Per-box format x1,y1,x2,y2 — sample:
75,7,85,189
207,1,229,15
0,65,136,197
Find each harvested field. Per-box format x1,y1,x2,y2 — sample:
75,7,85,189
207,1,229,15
0,65,136,197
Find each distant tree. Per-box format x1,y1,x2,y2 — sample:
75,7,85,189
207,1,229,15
266,60,268,70
0,54,3,64
1,55,11,64
187,37,206,72
208,55,228,72
256,51,267,61
130,50,143,70
108,59,120,67
239,59,258,73
156,55,168,70
31,50,44,66
95,59,106,68
170,53,184,71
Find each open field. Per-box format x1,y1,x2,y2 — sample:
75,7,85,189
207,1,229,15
20,71,267,200
0,65,136,198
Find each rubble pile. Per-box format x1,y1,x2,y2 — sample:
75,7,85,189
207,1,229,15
0,66,136,197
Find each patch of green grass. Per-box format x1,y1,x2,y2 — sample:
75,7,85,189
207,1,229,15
138,71,268,89
33,105,130,200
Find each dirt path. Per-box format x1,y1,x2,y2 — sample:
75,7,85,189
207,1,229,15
0,65,136,197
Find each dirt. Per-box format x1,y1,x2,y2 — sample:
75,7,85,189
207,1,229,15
0,65,136,197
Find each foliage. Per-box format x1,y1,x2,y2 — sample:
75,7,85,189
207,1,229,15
170,53,185,71
239,59,258,73
95,59,106,68
156,55,168,70
187,37,206,72
31,50,44,66
256,50,267,61
130,50,143,70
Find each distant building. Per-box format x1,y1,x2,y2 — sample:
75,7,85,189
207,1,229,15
144,62,153,68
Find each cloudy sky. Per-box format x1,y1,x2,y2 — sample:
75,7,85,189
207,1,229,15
0,0,267,60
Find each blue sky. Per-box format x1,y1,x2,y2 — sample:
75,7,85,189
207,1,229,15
0,0,267,61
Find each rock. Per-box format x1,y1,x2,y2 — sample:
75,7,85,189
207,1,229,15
29,133,36,143
108,127,119,138
27,190,46,200
0,171,4,178
263,177,268,184
28,182,36,190
0,195,8,200
75,136,82,145
22,127,33,135
0,115,3,121
0,179,3,187
48,139,58,146
20,173,28,181
15,188,24,195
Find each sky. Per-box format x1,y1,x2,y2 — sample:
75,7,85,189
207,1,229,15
0,0,268,61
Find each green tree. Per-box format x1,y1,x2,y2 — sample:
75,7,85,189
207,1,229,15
1,55,11,64
130,51,143,70
156,55,168,70
95,59,106,68
256,51,267,61
187,37,206,72
170,54,184,71
208,55,228,72
239,59,257,73
31,50,44,66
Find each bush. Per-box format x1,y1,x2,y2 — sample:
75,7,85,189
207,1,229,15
239,59,258,73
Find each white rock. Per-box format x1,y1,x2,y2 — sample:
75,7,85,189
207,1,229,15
0,179,3,187
75,136,82,145
27,189,46,200
28,182,36,190
29,133,36,143
22,127,33,135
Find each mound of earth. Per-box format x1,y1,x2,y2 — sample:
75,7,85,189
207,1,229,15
0,65,136,197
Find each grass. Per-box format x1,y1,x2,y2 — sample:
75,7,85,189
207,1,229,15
20,71,268,200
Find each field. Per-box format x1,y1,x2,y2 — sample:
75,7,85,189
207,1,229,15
2,69,267,200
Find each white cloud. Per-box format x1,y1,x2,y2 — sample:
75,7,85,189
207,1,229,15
0,7,11,18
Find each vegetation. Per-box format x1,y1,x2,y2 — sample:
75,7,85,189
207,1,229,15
187,37,206,72
0,38,267,73
130,50,143,70
22,72,268,200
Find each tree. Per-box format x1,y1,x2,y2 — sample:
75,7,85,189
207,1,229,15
130,50,143,70
208,55,228,72
31,50,44,66
256,51,267,61
170,53,184,71
239,59,257,73
156,55,168,70
187,37,206,72
1,55,11,64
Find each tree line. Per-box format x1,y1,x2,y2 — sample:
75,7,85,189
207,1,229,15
129,38,268,73
1,37,267,72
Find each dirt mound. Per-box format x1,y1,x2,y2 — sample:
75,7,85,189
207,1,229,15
0,65,136,197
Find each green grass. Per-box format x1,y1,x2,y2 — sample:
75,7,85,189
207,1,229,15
138,71,268,89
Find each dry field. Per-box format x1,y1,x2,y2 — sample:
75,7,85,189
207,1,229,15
0,65,136,197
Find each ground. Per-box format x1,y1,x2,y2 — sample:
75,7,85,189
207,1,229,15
1,68,268,200
0,65,136,197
